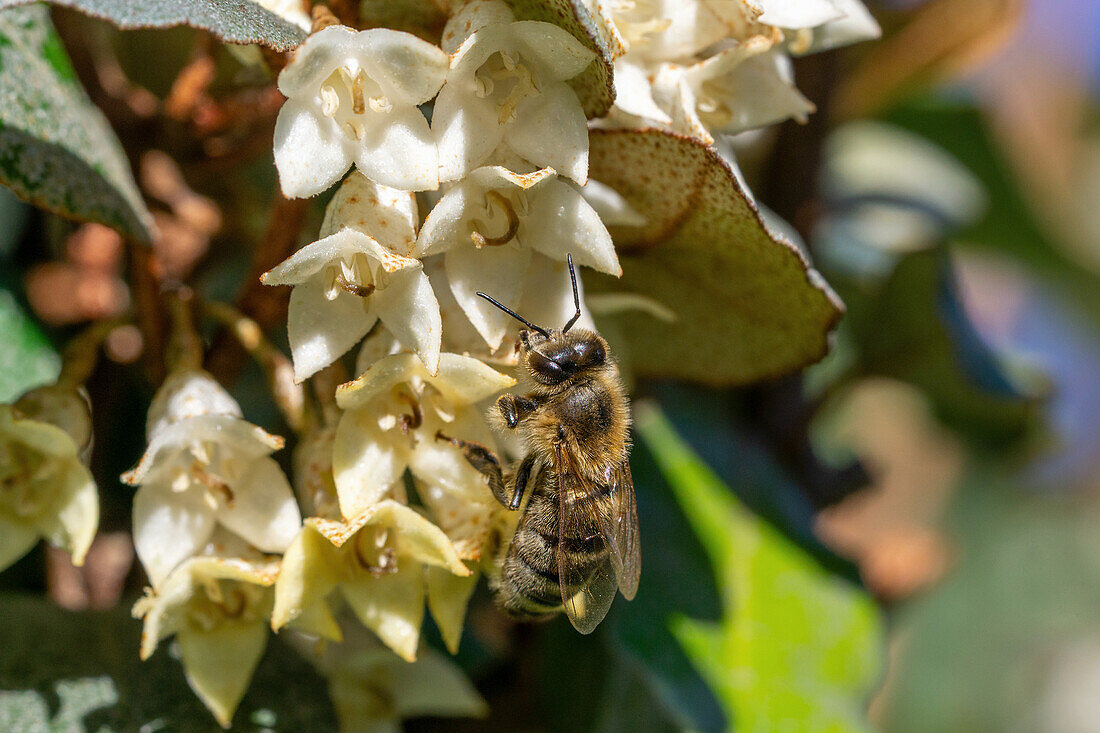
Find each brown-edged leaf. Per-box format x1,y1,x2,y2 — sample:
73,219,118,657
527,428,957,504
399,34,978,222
589,129,843,385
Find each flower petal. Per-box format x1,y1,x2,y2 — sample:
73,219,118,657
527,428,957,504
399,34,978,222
433,81,504,184
359,28,450,104
319,172,419,253
611,59,673,124
273,98,354,199
337,352,514,410
373,267,443,375
755,0,844,29
341,571,425,662
218,456,301,553
441,0,515,54
518,254,598,333
36,461,98,566
511,21,595,82
144,370,242,441
286,277,379,382
133,480,217,588
426,565,479,654
0,514,39,574
369,500,469,575
278,25,358,98
178,621,268,728
272,523,342,636
522,179,621,275
797,0,881,54
506,82,589,184
333,407,411,519
445,244,532,349
354,105,439,192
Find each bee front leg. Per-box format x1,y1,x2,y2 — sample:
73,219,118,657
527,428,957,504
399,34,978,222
497,394,540,429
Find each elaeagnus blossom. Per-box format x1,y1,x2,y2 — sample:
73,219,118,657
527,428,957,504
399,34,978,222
433,0,595,185
271,499,470,662
273,25,449,197
123,369,301,587
595,0,879,143
332,353,514,538
262,172,442,381
0,387,98,573
132,545,279,728
415,166,619,349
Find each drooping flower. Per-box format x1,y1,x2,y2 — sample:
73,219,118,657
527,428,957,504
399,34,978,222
0,390,98,573
649,43,816,144
333,352,514,556
271,499,470,661
262,173,442,381
415,166,619,348
299,619,488,732
132,549,279,727
254,0,311,32
274,25,449,197
123,370,301,587
433,0,595,184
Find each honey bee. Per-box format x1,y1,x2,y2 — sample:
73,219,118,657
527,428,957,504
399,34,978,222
437,255,639,633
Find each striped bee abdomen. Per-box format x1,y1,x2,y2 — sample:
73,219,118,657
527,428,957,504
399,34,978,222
493,474,609,620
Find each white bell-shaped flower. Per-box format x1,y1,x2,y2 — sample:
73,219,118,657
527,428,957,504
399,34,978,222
332,352,514,555
415,166,618,349
133,547,279,727
433,0,594,184
124,371,301,587
0,400,98,573
263,173,442,381
274,25,449,197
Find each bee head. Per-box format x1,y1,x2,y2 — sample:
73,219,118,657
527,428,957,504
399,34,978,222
519,327,609,385
476,254,609,386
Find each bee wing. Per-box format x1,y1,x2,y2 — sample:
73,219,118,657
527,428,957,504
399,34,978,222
598,460,640,600
553,442,620,635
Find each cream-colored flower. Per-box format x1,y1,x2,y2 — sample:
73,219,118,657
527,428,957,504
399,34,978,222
271,500,470,661
123,370,301,587
263,174,442,380
253,0,310,31
434,0,594,184
274,25,449,196
333,352,514,557
0,394,98,573
132,552,279,728
302,620,487,733
415,166,618,348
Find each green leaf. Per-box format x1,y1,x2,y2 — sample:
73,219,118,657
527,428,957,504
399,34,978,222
0,6,153,241
0,0,307,51
842,247,1036,448
635,404,884,732
0,291,59,403
504,0,615,119
588,129,844,385
0,594,338,730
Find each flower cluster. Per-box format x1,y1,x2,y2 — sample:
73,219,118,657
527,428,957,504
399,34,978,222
114,0,879,726
587,0,880,145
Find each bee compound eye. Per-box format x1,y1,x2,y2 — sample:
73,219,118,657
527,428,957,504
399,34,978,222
529,351,564,381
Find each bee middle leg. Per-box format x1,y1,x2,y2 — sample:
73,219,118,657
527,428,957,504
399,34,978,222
435,432,532,510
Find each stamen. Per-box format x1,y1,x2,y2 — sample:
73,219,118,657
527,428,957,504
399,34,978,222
392,383,423,436
350,70,367,114
336,274,376,298
470,190,520,247
320,85,339,117
368,95,391,113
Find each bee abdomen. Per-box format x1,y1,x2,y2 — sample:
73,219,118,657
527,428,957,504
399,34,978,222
495,486,609,620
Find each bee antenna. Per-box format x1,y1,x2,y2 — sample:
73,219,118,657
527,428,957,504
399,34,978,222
562,253,582,333
475,291,552,338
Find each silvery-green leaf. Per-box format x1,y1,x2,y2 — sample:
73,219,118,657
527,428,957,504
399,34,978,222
0,0,306,50
0,6,153,241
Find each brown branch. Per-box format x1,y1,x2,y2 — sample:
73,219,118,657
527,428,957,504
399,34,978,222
205,192,310,382
128,243,167,385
